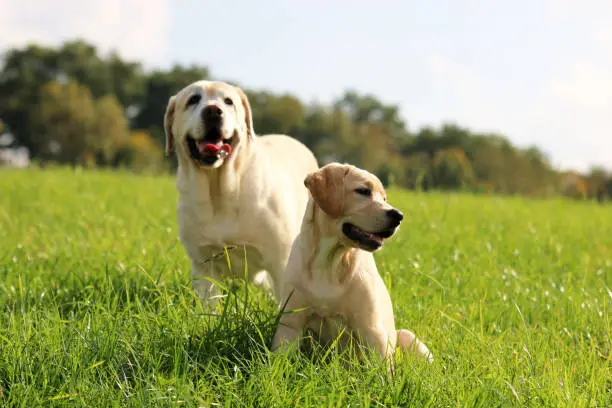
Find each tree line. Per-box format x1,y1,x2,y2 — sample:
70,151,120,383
1,39,610,202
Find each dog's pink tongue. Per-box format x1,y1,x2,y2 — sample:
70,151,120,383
196,141,231,156
197,141,220,155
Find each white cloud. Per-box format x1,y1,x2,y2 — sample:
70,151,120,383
427,33,612,173
423,2,612,172
548,61,612,110
530,4,612,172
431,52,612,171
594,26,612,52
0,0,171,65
427,54,505,133
548,0,612,18
528,58,612,172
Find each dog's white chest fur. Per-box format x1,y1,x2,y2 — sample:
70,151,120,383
291,243,351,317
302,282,345,317
178,197,266,272
305,271,346,301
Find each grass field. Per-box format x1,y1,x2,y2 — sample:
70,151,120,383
0,167,610,407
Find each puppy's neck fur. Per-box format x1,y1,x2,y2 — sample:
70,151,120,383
302,199,359,286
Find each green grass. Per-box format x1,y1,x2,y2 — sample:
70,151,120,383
0,167,610,407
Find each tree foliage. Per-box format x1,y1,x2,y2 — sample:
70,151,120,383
0,39,610,201
32,80,97,166
93,95,131,165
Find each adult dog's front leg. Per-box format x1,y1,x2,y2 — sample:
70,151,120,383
261,241,293,301
190,259,222,307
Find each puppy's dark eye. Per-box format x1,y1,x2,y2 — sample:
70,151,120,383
223,97,234,106
186,94,201,107
355,188,372,197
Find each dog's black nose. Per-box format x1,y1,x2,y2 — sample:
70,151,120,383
202,105,223,122
386,209,404,224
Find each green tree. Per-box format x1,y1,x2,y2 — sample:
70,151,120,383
293,105,354,164
404,127,439,159
0,40,144,158
0,44,57,157
439,123,471,152
54,40,145,108
247,92,305,136
93,95,131,165
32,80,97,166
405,152,433,191
328,91,411,174
432,147,474,190
587,166,608,201
112,130,166,173
0,38,602,199
334,91,407,133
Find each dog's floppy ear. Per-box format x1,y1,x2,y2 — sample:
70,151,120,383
235,87,255,140
163,95,176,154
304,163,349,218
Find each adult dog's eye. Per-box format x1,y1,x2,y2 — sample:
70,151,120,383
224,97,234,106
186,94,201,107
355,188,372,197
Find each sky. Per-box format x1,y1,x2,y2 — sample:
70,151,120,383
1,0,611,172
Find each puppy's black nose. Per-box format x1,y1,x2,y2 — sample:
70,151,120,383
202,105,223,122
386,209,404,225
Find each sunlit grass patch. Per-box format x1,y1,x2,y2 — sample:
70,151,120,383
0,168,610,407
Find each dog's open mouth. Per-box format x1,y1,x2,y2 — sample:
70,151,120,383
186,128,233,166
342,223,395,251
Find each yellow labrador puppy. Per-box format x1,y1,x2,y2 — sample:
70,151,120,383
271,162,433,366
164,80,318,303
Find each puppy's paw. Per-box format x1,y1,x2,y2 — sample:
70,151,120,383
397,329,434,363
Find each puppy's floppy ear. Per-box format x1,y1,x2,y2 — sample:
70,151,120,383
304,163,349,218
163,96,176,155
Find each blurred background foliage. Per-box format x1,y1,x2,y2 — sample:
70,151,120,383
1,40,610,202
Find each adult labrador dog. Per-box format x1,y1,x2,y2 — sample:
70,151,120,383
271,162,433,367
164,80,318,303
